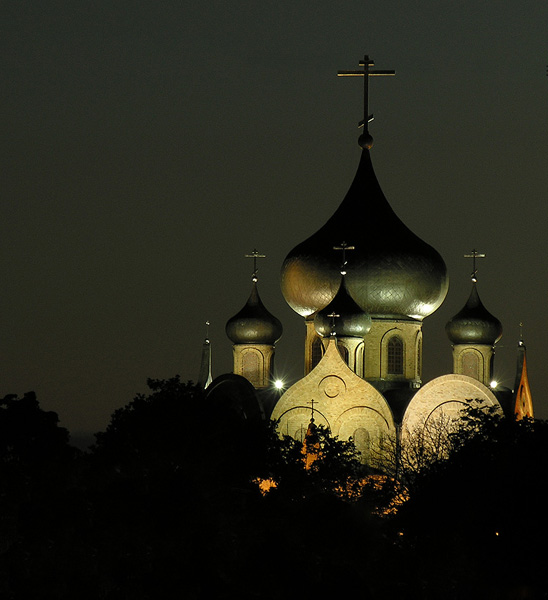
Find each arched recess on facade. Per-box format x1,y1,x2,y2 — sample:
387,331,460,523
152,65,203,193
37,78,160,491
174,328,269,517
355,341,365,377
335,405,395,466
415,331,423,379
241,348,265,385
459,348,483,381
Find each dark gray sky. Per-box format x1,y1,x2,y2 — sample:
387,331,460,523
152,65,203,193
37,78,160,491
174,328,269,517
2,1,548,444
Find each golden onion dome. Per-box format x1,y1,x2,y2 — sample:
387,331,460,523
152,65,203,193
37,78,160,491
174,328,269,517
226,280,283,345
281,149,448,320
446,282,502,346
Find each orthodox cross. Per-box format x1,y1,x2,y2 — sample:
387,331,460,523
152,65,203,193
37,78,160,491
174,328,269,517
333,241,355,275
519,321,524,345
245,248,266,282
204,320,210,342
337,55,395,140
327,311,340,336
464,249,485,282
307,398,317,423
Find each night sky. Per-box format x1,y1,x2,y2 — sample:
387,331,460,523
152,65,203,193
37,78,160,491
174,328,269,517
2,1,548,446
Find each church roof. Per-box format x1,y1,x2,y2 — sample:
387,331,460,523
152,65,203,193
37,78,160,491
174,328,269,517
226,280,283,345
280,149,448,320
445,282,502,346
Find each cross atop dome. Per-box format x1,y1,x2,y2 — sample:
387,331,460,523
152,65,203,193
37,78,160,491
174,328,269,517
464,249,486,282
338,54,395,148
245,248,266,282
333,241,355,275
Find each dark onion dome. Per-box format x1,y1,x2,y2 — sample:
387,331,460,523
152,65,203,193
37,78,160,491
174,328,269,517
281,150,448,319
226,280,283,345
314,276,372,338
445,282,502,345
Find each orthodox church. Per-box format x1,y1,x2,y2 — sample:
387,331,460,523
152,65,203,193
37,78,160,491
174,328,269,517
201,55,533,465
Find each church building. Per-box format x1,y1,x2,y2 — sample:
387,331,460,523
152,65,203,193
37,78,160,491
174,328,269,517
202,55,533,465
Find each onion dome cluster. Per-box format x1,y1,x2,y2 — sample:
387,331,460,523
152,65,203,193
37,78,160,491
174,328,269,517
226,280,283,345
280,150,448,320
445,282,502,346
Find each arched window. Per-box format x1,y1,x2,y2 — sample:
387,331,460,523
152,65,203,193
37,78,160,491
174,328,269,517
311,337,324,369
387,336,404,374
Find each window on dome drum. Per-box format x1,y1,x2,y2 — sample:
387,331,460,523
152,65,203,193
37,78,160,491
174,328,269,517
387,336,404,374
311,337,324,369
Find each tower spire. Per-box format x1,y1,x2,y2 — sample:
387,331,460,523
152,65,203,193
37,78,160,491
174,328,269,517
198,320,212,389
338,54,395,149
513,325,534,420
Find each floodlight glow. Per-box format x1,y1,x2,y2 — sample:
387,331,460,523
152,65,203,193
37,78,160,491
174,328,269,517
490,381,498,389
274,379,284,390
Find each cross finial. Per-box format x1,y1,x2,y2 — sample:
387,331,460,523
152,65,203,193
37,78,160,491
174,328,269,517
245,248,266,282
338,54,395,149
464,249,486,283
333,241,355,275
327,311,340,337
307,398,316,423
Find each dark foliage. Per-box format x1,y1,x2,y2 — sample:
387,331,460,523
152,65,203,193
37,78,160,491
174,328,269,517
2,386,548,599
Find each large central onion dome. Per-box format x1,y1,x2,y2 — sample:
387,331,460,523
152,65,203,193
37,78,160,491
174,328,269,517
281,149,449,320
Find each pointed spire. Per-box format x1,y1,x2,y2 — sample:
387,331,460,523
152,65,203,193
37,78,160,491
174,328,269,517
198,320,212,389
513,326,534,420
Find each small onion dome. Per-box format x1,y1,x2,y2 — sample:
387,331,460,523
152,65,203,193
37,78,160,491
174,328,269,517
445,283,502,345
314,277,372,338
226,280,283,345
281,150,448,320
